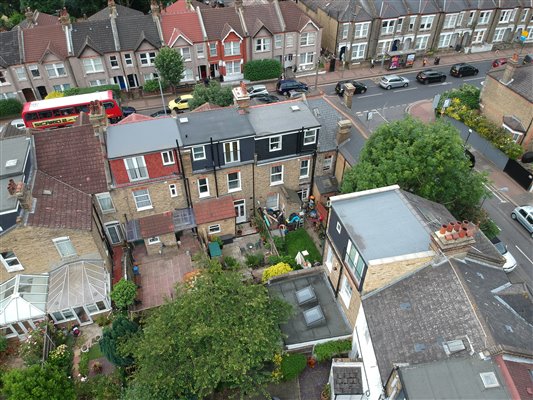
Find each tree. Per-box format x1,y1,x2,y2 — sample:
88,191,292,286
100,315,139,367
110,279,137,310
124,267,292,399
188,80,234,110
153,47,184,92
1,364,76,400
341,117,489,219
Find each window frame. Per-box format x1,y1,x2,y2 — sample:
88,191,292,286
341,23,349,39
147,236,160,245
161,150,175,166
351,43,366,60
14,67,27,81
227,171,241,192
340,275,353,308
198,177,210,198
323,155,333,171
124,156,148,181
192,146,206,161
53,237,77,259
208,224,221,234
104,221,123,245
139,52,156,66
419,15,435,31
96,192,115,213
209,42,217,56
109,55,119,69
226,60,241,75
269,136,282,152
124,53,133,66
224,41,240,56
255,38,271,52
45,63,66,78
478,11,491,25
82,57,104,74
179,47,191,61
270,165,284,185
299,159,310,179
354,22,370,38
0,251,24,272
223,141,240,164
304,128,317,145
169,184,178,197
196,44,205,58
29,65,41,78
132,189,152,211
275,34,283,48
300,32,316,46
381,19,396,35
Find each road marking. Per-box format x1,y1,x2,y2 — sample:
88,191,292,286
464,77,485,81
483,183,508,203
358,93,383,98
515,246,533,265
393,87,417,93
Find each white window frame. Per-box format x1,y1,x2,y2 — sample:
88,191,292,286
376,40,392,55
148,236,160,245
299,159,310,179
96,192,115,213
45,63,66,78
336,221,342,234
478,11,491,25
227,171,241,192
109,55,119,69
196,44,205,59
520,9,529,23
340,276,353,308
300,52,314,66
270,165,283,185
179,47,191,61
341,23,349,39
323,155,333,171
419,15,435,31
224,41,240,56
124,53,133,66
53,84,70,92
274,34,283,48
408,15,417,31
124,156,148,181
82,57,104,74
457,12,464,26
351,43,366,60
0,71,8,85
304,128,317,145
208,224,221,234
53,237,77,258
269,136,282,152
438,33,453,48
468,11,475,26
198,178,210,198
168,184,178,197
223,141,240,164
226,60,241,75
14,67,27,81
139,52,156,66
161,150,175,166
209,42,217,56
415,35,430,50
354,22,370,38
381,19,396,35
493,27,506,42
0,251,24,272
133,189,152,211
499,9,512,24
286,34,294,48
300,32,316,46
396,18,403,33
104,222,123,245
29,65,40,78
472,29,486,44
255,38,271,52
89,79,107,87
443,13,458,29
192,146,206,161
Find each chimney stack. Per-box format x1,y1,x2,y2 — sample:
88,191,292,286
9,181,32,210
150,0,161,18
500,53,519,85
108,0,117,18
89,101,108,135
234,0,243,9
24,7,34,24
336,120,352,145
58,7,70,25
342,82,356,108
232,81,250,112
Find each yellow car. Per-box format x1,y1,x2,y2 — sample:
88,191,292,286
168,94,193,111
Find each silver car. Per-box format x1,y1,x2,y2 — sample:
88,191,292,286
490,237,517,272
511,205,533,238
247,85,269,98
379,75,409,90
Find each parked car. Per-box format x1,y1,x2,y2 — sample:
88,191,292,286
492,57,507,68
168,94,193,112
276,79,308,96
150,108,171,117
287,90,306,99
121,106,136,117
10,119,25,129
416,69,447,84
335,80,368,95
511,205,533,238
490,237,517,272
255,94,280,104
247,84,269,98
522,54,532,64
450,63,479,77
379,75,409,90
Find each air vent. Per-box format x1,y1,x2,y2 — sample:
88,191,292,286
179,117,189,123
443,339,465,355
42,189,53,195
414,343,426,353
290,105,300,112
480,372,499,388
5,159,18,167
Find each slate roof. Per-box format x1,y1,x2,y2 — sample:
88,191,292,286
279,1,321,31
332,366,363,395
162,11,205,45
88,4,143,21
502,115,526,133
240,4,283,36
307,98,344,152
28,170,92,230
0,30,21,67
139,211,175,238
200,7,245,40
33,118,108,195
403,0,439,14
487,63,533,103
17,11,59,29
297,0,372,22
267,269,352,346
315,175,338,194
177,107,254,146
71,19,119,56
107,118,180,158
0,136,31,214
193,196,235,224
398,357,511,399
363,261,487,382
22,25,69,62
116,15,163,50
247,101,320,136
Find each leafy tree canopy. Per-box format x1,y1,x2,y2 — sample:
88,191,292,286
153,47,184,90
188,81,234,109
123,267,292,399
110,279,137,310
341,117,489,219
1,364,76,400
100,315,139,367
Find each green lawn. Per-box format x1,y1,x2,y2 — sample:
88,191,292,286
87,343,103,361
284,229,321,263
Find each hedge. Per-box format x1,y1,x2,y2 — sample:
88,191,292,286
313,339,352,362
262,262,292,283
280,353,307,381
243,59,282,81
63,84,122,101
0,98,23,117
143,79,169,93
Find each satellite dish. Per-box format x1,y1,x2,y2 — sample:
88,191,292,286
521,152,533,163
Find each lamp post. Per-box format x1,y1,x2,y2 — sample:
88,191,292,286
465,128,473,146
157,77,167,116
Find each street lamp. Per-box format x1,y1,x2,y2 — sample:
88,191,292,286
156,74,167,115
465,128,473,146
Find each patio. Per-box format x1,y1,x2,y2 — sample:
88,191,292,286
221,233,270,264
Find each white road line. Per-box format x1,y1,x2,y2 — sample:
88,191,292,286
483,183,508,203
358,93,383,98
515,246,533,265
393,87,417,93
464,77,485,81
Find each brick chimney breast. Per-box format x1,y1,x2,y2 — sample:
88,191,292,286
500,53,519,85
336,120,352,146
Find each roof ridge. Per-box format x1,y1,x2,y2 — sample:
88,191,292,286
36,169,92,197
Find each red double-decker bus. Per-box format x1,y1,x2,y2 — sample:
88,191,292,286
21,90,123,129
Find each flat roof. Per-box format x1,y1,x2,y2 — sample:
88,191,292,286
0,136,31,213
267,269,352,346
248,101,321,136
331,187,430,261
106,118,180,158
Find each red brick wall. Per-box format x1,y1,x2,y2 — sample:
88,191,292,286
109,150,180,185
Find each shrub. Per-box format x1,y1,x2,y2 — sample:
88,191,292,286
245,252,264,268
45,91,65,99
95,313,111,327
272,236,286,253
262,262,292,283
243,59,282,81
280,353,307,381
222,256,240,270
79,351,90,377
0,98,23,117
267,254,297,268
47,344,72,375
143,79,169,93
313,339,352,362
0,335,7,353
110,279,137,310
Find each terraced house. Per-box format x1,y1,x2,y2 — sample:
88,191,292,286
0,0,321,102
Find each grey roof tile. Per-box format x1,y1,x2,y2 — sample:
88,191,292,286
71,20,118,56
88,4,144,21
487,64,533,103
307,98,343,152
116,15,163,50
0,30,21,67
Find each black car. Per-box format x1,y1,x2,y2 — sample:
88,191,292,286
335,80,368,95
416,70,447,84
255,94,280,104
450,63,479,77
122,106,136,117
276,79,308,96
150,108,171,117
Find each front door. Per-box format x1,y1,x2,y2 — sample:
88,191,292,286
105,222,123,245
36,86,48,99
113,75,127,90
22,88,36,102
234,199,246,224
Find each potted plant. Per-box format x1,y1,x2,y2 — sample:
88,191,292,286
321,383,331,400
